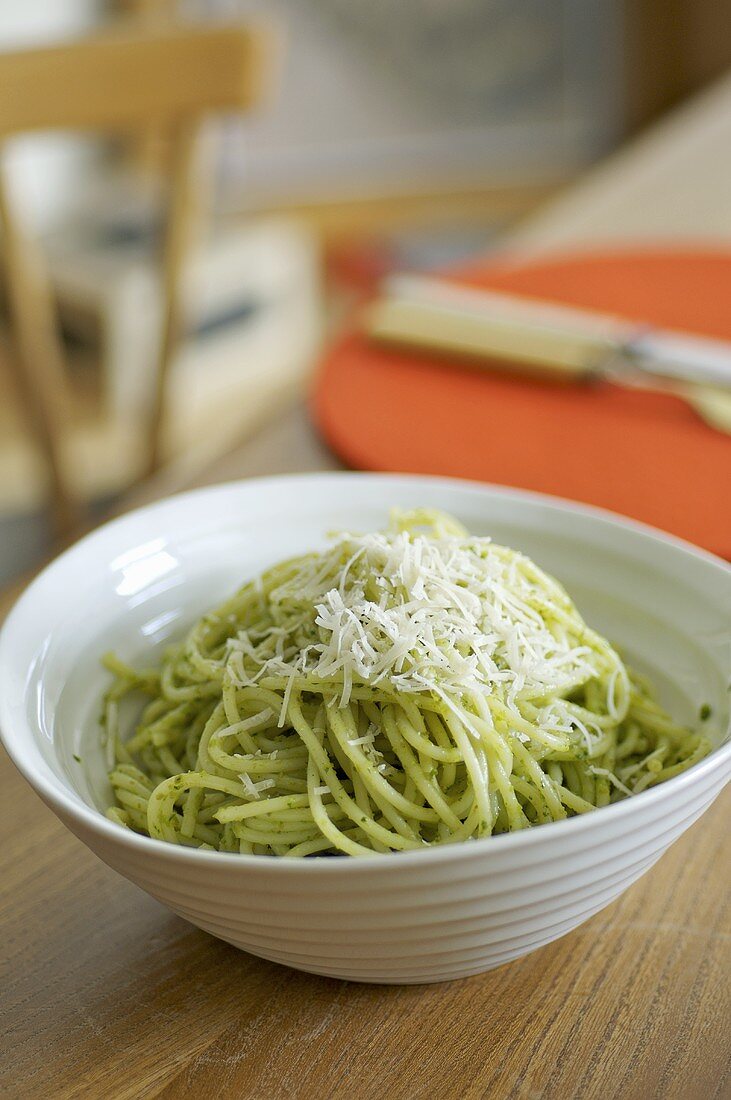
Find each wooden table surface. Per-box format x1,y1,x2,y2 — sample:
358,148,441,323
3,74,731,1100
2,401,730,1100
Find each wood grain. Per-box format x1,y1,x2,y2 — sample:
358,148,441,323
1,738,728,1100
1,407,730,1100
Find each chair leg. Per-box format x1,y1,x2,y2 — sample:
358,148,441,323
0,152,82,540
146,115,212,476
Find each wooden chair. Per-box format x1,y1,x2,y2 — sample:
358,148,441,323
0,22,273,537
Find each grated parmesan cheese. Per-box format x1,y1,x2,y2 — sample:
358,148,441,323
227,516,602,727
589,766,634,798
239,775,276,799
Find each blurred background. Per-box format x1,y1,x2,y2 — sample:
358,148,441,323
1,0,730,585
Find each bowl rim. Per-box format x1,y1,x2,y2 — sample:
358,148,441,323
1,470,729,874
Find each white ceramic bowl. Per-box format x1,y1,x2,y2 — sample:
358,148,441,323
1,474,730,984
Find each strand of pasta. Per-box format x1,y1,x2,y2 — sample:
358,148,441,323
102,511,709,856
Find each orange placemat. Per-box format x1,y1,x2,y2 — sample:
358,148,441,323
313,249,731,558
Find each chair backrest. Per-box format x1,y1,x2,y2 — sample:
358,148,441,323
0,22,274,537
0,24,269,135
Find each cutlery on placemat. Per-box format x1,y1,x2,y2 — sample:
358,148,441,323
366,274,731,432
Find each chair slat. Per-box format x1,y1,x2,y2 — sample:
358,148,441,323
0,24,271,136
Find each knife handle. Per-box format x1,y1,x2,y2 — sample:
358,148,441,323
366,296,604,380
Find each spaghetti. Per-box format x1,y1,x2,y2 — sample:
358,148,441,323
103,509,709,856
